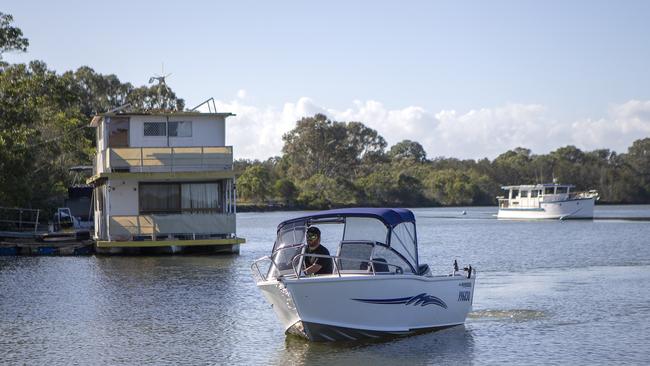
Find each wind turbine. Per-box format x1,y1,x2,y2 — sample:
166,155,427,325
149,63,172,86
148,63,173,110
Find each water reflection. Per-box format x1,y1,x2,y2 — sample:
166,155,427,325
275,326,475,365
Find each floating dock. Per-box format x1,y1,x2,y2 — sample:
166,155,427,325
94,237,245,255
0,239,94,256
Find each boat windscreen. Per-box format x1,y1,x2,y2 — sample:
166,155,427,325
269,244,304,278
273,225,306,252
343,217,388,244
390,222,418,268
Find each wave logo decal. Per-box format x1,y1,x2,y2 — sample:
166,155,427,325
352,293,447,309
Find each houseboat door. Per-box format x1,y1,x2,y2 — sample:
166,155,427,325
108,117,129,148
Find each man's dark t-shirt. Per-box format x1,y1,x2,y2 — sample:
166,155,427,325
306,244,333,275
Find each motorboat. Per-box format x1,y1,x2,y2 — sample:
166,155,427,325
251,208,476,341
497,183,599,220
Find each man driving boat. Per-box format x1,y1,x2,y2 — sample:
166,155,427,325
303,227,333,275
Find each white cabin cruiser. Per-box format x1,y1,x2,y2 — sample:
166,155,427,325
497,183,599,220
251,208,476,341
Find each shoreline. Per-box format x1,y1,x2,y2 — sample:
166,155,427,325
236,201,647,213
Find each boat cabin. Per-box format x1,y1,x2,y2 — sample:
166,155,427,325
255,208,428,280
498,183,574,209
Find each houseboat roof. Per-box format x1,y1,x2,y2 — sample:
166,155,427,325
501,183,575,190
89,111,236,127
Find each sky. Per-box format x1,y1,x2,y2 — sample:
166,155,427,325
4,0,650,160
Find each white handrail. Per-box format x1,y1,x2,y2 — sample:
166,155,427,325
291,254,404,279
251,249,406,283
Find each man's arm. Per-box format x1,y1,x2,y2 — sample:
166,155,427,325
304,262,322,275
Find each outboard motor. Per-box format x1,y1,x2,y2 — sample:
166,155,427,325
463,265,473,279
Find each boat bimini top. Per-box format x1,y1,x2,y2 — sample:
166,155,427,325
267,208,421,278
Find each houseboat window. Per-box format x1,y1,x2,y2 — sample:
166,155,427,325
139,182,222,214
544,187,555,195
522,190,530,198
169,121,192,137
556,186,568,194
139,183,181,214
531,190,539,198
511,189,519,199
108,118,129,147
181,183,220,212
144,122,167,137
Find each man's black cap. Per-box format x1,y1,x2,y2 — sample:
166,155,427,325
307,226,321,238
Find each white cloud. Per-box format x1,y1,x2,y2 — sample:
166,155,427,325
570,100,650,152
236,89,247,99
215,97,327,159
214,97,650,160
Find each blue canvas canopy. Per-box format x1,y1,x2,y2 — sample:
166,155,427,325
277,208,415,231
276,208,420,271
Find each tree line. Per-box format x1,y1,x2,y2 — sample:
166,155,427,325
235,114,650,208
1,11,649,213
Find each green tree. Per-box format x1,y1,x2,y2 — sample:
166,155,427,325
282,114,386,181
0,12,28,63
621,138,650,202
356,168,396,206
69,66,133,117
388,140,427,163
491,147,534,185
424,169,489,206
274,178,299,205
0,61,92,210
297,174,357,208
126,83,185,112
237,165,272,204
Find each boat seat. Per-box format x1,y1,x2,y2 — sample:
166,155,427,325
371,258,389,273
417,264,430,276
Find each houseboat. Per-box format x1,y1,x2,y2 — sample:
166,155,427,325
86,110,245,254
497,183,599,220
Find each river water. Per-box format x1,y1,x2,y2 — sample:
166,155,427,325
1,206,649,365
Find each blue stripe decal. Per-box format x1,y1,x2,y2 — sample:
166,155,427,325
352,293,447,309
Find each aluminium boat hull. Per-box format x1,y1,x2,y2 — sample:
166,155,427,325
257,274,475,341
497,197,596,220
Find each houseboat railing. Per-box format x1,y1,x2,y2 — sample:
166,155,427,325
102,146,233,173
108,213,236,241
0,207,43,233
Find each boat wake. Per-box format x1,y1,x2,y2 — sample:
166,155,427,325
468,309,546,321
